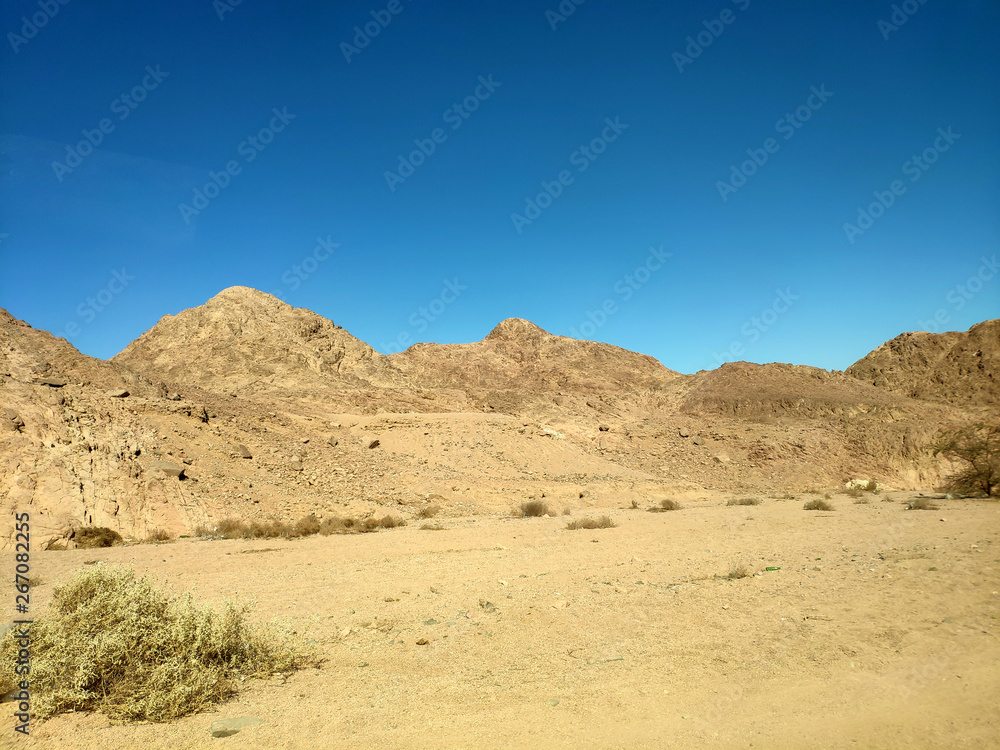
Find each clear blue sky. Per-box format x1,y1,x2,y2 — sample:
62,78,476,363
1,0,997,373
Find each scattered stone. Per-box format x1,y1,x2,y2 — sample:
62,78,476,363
416,638,429,646
106,389,130,398
289,456,303,471
38,378,66,388
328,436,339,447
713,453,731,464
479,599,496,612
366,438,380,449
301,438,309,444
552,600,570,609
692,436,705,446
598,424,610,432
210,717,261,738
598,440,608,450
150,460,185,479
236,444,253,459
547,699,560,706
167,392,182,401
1,409,24,433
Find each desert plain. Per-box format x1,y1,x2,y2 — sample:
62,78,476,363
0,288,998,748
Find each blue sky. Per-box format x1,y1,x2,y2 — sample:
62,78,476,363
0,0,997,374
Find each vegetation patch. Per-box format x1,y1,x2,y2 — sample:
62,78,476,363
648,499,682,512
804,499,835,511
565,516,616,530
726,498,761,506
0,566,310,722
519,501,550,517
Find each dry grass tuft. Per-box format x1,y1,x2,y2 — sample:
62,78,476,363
804,499,835,511
419,523,445,531
416,505,440,520
726,497,761,506
646,498,682,512
906,497,939,511
725,563,751,580
0,566,309,722
74,527,123,549
519,500,550,517
143,529,172,543
565,516,616,530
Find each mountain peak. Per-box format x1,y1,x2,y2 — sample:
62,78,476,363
485,318,550,342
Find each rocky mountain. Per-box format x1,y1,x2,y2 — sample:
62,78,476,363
112,287,397,397
389,317,680,394
847,320,1000,405
2,291,995,550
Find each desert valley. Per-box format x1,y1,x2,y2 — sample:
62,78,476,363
0,287,997,749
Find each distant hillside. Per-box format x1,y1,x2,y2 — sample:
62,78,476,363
847,320,1000,405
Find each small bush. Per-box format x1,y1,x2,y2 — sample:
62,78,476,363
726,498,761,506
144,529,172,543
862,479,880,494
565,516,616,530
75,527,123,549
0,566,308,722
804,499,835,511
906,497,939,511
318,516,354,535
845,487,864,499
563,507,572,516
520,501,549,517
417,505,440,520
293,514,321,537
419,523,445,531
726,563,751,580
360,515,405,532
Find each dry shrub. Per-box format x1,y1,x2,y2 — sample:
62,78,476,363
420,523,445,531
360,515,405,532
726,563,751,580
804,499,835,511
906,497,939,511
565,516,616,530
648,499,681,512
520,501,549,517
417,505,440,520
726,498,761,506
293,514,321,537
845,487,864,498
74,527,123,549
0,566,307,722
318,516,354,535
144,529,172,543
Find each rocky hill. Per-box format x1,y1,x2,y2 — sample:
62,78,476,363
112,287,398,397
847,319,1000,405
2,292,995,550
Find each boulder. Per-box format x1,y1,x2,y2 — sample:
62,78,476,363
236,444,253,459
150,460,185,479
38,378,66,388
106,389,130,398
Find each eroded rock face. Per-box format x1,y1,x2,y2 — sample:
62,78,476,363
847,320,1000,405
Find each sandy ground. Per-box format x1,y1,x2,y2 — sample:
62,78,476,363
2,492,998,749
